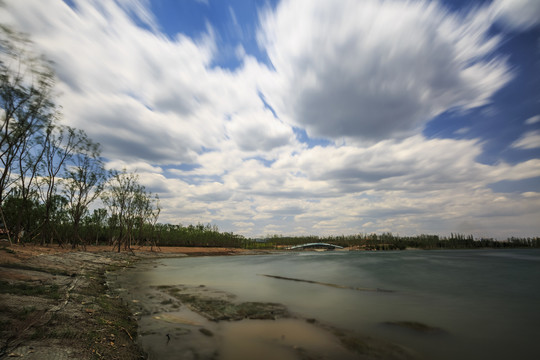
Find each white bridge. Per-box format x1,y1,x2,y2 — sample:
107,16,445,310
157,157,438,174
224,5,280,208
288,243,344,250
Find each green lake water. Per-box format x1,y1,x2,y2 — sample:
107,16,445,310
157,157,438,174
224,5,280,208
116,249,540,359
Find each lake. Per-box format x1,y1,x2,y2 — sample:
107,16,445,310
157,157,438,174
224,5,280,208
112,249,540,359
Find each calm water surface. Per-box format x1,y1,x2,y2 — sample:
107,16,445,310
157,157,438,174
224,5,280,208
123,249,540,359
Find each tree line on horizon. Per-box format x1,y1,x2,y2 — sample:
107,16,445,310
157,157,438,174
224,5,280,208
258,232,540,250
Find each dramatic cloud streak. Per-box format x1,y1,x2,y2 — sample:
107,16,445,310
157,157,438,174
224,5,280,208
491,0,540,30
258,0,511,141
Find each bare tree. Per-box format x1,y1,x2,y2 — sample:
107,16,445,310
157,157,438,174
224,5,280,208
102,170,159,252
38,124,84,245
63,136,108,248
8,114,51,243
134,191,160,249
0,26,56,243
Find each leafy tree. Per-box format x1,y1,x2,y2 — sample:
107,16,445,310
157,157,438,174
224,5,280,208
82,208,108,245
1,188,43,243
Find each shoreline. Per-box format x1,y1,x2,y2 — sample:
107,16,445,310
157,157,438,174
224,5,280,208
0,244,261,359
1,244,447,359
110,253,419,360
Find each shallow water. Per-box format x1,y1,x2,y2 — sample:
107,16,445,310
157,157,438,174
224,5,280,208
114,249,540,360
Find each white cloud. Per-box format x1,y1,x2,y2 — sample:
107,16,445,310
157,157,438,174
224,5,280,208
176,135,540,238
116,0,159,32
105,160,163,174
511,131,540,150
233,221,254,227
257,0,511,142
489,159,540,181
1,0,231,164
525,115,540,125
490,0,540,30
226,109,295,152
454,127,470,135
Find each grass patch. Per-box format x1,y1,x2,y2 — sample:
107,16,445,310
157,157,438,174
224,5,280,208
51,327,80,339
156,285,173,290
17,306,37,320
0,262,47,272
96,294,118,313
78,273,107,297
0,319,12,332
0,247,16,254
89,293,140,358
384,321,446,334
75,269,143,359
29,325,81,340
0,280,61,300
0,262,71,276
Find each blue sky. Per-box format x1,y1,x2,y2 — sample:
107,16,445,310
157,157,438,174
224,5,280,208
1,0,539,238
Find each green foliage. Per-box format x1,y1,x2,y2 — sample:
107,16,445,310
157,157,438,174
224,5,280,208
154,222,247,248
1,189,43,240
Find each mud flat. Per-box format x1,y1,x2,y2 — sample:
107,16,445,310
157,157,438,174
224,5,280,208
0,244,251,359
111,261,421,360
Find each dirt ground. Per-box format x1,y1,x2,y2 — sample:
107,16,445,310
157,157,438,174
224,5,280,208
0,244,253,359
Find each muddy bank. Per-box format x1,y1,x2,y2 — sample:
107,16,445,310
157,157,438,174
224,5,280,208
0,245,150,359
110,261,420,360
0,245,253,359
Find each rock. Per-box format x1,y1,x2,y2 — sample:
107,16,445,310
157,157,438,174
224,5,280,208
383,321,446,334
199,328,213,337
161,285,290,322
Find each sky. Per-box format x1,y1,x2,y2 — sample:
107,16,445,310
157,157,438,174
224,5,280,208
1,0,539,239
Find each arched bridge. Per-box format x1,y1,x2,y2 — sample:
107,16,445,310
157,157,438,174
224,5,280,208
289,243,344,250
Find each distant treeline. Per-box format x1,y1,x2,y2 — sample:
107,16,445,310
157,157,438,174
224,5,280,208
154,223,248,248
3,205,539,250
256,233,540,250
